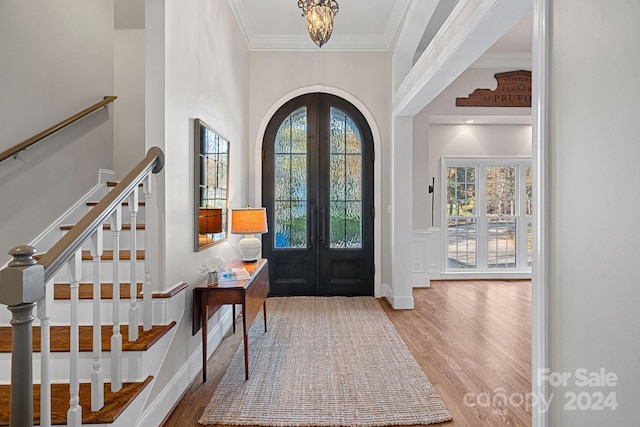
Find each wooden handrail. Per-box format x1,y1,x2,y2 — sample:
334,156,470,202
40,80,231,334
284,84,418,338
0,96,117,163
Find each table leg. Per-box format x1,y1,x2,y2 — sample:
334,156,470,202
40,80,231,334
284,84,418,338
201,300,208,382
263,300,267,332
242,302,248,380
232,304,236,334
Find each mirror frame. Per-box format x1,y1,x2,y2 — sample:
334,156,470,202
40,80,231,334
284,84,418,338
194,118,230,251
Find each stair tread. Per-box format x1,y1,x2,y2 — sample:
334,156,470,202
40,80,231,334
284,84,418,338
86,201,145,206
0,376,153,425
81,249,145,261
60,224,145,231
53,282,188,300
0,322,176,353
107,181,143,187
34,250,145,262
54,282,143,300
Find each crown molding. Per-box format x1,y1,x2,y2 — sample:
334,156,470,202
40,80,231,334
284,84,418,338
382,1,412,50
228,0,253,48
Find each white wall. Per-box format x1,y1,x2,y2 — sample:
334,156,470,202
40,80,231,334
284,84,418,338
547,1,640,424
249,50,392,285
113,0,145,178
162,0,250,284
0,0,114,264
142,0,250,413
412,67,531,229
114,30,145,177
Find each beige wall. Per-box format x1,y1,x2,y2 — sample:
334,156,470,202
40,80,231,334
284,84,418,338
249,50,392,286
0,0,114,264
114,29,145,177
160,0,251,287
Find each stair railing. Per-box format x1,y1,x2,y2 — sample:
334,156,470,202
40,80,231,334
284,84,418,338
0,147,164,427
0,96,117,164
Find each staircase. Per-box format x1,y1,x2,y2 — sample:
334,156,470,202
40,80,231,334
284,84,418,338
0,148,186,426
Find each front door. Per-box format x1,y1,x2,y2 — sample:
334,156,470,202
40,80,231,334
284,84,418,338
262,93,374,296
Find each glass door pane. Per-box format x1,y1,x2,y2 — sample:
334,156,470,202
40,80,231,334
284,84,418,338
329,107,362,248
274,107,308,249
446,166,477,269
486,166,516,269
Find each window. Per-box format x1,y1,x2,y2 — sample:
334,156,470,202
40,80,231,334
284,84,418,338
444,158,532,272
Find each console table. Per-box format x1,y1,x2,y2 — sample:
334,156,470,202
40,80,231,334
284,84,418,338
192,258,269,382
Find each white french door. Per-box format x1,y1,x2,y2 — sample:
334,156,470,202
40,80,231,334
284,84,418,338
442,157,532,273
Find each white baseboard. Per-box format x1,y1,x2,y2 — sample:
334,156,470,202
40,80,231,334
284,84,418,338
412,275,431,288
437,272,532,280
380,284,414,309
381,283,393,303
391,295,414,310
99,168,116,184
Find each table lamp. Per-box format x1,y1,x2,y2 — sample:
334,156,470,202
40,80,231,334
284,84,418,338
231,207,268,262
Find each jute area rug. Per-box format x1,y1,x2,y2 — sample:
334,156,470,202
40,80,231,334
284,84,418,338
199,296,452,426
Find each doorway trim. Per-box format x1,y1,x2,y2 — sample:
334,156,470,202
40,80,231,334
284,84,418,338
253,85,382,298
531,0,549,425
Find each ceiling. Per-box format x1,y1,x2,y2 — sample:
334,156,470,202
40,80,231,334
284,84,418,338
229,0,411,51
228,0,532,55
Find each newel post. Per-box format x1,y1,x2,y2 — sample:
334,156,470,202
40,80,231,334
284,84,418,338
0,245,45,427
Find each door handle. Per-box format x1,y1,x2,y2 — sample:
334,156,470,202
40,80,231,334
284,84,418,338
310,207,316,246
320,207,327,246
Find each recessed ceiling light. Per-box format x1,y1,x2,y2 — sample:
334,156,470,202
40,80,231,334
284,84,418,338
465,120,475,124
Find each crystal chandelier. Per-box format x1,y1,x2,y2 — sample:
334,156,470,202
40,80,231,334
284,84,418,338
298,0,339,48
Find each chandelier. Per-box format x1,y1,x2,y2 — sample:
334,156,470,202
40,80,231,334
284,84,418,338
298,0,339,48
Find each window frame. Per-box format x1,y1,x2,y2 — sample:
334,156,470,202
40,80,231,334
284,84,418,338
441,157,532,273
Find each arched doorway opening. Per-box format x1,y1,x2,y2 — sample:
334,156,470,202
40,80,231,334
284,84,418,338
262,93,374,296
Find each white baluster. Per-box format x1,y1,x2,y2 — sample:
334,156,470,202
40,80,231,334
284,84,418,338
110,207,123,392
90,231,104,411
128,190,139,341
67,250,82,427
143,175,152,331
37,277,54,427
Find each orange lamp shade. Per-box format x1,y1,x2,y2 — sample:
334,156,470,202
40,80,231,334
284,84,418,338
231,207,268,235
199,207,223,234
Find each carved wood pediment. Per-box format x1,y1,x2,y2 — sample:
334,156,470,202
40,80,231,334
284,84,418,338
456,70,531,107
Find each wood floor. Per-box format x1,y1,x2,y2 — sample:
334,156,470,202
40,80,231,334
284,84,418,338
162,280,531,427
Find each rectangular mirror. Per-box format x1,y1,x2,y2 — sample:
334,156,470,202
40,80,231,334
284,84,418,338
194,118,229,251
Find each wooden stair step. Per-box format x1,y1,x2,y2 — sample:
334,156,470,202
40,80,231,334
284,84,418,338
107,181,143,187
86,201,145,207
60,224,145,231
0,376,153,425
54,282,143,300
33,250,145,262
81,249,145,261
0,322,176,353
53,281,189,300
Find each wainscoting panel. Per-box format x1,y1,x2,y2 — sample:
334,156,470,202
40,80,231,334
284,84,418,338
412,228,442,287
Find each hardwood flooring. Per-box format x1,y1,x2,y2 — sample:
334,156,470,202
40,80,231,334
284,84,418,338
381,280,532,427
162,280,531,427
